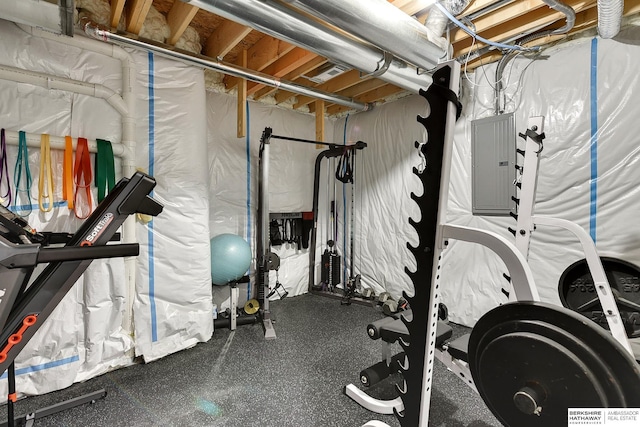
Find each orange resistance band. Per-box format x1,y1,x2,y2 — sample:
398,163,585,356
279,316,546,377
74,138,93,219
63,136,74,210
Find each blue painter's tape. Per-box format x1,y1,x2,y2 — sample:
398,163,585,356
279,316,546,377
9,200,68,212
589,38,598,243
0,355,80,379
148,51,157,342
246,100,252,300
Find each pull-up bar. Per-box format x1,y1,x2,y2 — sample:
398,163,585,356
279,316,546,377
261,127,368,150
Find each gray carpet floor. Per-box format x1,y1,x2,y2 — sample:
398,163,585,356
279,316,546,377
0,293,500,426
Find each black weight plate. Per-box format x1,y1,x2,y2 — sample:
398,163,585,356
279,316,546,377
469,302,640,427
558,257,640,337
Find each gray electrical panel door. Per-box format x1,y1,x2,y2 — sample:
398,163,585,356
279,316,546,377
471,113,515,215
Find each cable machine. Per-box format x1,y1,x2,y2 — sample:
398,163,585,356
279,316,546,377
257,128,366,336
306,139,367,303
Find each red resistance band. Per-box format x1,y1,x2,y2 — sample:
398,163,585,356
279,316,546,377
74,138,93,219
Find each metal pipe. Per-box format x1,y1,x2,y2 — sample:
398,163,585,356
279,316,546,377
598,0,623,38
82,20,372,112
279,0,447,71
183,0,433,93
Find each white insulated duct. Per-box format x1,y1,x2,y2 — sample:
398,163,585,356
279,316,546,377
598,0,623,38
183,0,434,93
280,0,449,71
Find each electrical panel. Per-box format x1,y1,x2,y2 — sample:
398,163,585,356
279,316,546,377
471,113,516,216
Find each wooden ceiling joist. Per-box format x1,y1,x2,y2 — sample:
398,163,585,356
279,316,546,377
253,55,328,100
126,0,154,34
453,0,597,57
225,36,296,89
204,20,252,59
327,85,404,115
95,0,640,116
452,0,550,44
247,48,319,96
292,70,367,108
110,0,126,28
166,1,199,45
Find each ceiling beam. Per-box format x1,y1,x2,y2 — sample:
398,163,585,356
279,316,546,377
463,0,640,70
327,85,404,115
237,50,248,138
453,0,597,57
253,56,328,100
126,0,153,35
110,0,126,28
247,48,318,96
293,70,366,108
315,100,325,144
225,36,296,89
204,20,252,59
166,1,199,46
451,0,549,44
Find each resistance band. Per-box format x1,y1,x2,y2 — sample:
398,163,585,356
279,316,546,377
63,136,74,210
73,137,93,219
38,134,54,212
13,131,32,217
95,139,115,203
0,129,11,206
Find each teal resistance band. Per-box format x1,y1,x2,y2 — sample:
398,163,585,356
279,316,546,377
95,139,116,203
13,131,32,216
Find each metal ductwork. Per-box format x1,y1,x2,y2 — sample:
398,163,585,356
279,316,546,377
598,0,623,39
183,0,434,93
279,0,449,72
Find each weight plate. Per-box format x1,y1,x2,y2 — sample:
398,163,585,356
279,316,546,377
469,302,640,427
558,257,640,337
266,252,280,271
244,299,260,315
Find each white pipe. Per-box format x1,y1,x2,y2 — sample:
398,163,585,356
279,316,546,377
0,64,128,118
16,24,136,171
2,131,126,156
598,0,623,38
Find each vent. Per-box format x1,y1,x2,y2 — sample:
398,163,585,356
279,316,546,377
308,64,350,83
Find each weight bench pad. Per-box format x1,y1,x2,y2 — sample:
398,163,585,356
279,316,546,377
447,333,470,363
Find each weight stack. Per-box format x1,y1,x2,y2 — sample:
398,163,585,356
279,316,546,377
321,250,341,287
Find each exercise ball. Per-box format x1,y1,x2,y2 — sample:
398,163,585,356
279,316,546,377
210,234,252,286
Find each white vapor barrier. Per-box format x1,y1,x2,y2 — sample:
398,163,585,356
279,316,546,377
207,91,332,308
331,96,427,300
441,32,640,325
331,30,640,327
0,19,130,395
132,52,212,361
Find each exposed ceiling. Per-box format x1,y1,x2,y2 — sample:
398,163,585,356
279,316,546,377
9,0,640,119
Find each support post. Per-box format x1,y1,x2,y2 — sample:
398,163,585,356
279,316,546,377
258,129,276,340
237,50,247,138
315,99,325,148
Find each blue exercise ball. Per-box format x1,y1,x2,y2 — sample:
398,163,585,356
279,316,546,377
210,234,252,286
